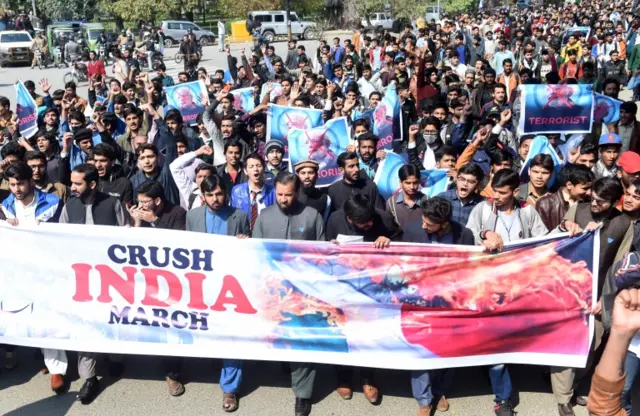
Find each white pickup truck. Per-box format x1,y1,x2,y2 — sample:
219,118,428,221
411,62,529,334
361,12,394,30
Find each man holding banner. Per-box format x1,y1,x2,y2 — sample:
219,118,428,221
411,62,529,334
253,172,325,416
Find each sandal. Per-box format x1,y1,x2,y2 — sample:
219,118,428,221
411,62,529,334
222,392,238,412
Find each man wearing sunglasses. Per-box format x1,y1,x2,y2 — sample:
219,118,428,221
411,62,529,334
553,175,633,415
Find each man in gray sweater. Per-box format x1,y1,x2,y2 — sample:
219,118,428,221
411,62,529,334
253,172,325,242
252,171,324,416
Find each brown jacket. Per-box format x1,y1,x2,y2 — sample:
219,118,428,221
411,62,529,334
40,181,68,203
535,189,569,231
587,372,626,416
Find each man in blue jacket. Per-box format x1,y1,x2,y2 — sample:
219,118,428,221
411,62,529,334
230,152,275,232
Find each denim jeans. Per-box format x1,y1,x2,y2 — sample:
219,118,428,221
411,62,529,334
411,369,453,406
164,357,242,393
622,351,640,415
220,359,242,394
489,364,512,402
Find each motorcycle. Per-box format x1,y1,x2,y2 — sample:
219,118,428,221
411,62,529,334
135,49,163,70
63,59,89,84
33,48,46,70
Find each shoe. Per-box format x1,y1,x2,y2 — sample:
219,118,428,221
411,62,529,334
166,377,185,397
50,374,64,393
76,377,100,405
494,400,514,416
362,382,379,403
417,405,432,416
336,385,352,400
294,397,312,416
558,403,575,416
4,351,16,370
107,359,124,378
436,395,450,412
573,395,587,406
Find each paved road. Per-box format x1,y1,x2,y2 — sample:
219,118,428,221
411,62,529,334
0,39,638,416
1,351,597,416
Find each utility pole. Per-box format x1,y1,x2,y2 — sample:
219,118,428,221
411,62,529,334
31,0,36,17
286,0,292,41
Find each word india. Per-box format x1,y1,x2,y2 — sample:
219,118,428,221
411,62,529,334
70,244,258,331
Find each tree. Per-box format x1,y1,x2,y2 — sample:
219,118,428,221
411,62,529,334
38,0,99,20
215,0,277,19
102,0,196,22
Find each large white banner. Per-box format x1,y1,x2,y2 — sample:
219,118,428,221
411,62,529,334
0,223,596,370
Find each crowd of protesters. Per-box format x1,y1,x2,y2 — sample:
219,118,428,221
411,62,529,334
3,0,640,415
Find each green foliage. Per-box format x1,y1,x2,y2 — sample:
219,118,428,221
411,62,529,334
215,0,278,19
38,0,99,20
444,0,475,13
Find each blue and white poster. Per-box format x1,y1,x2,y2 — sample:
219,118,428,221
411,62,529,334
594,93,621,124
231,87,256,113
420,170,451,196
164,80,208,125
267,104,324,159
518,84,593,135
374,151,450,200
353,83,401,151
260,83,283,102
562,26,590,46
374,151,406,200
519,135,563,187
628,74,640,90
14,80,38,139
288,117,351,187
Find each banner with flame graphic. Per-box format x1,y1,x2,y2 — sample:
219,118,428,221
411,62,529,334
0,223,596,370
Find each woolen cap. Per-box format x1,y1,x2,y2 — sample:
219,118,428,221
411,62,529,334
294,159,319,172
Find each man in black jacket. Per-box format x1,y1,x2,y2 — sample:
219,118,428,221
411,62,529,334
328,152,384,213
403,197,474,245
327,193,402,245
58,163,127,405
402,196,472,415
325,193,401,404
93,143,133,206
129,180,186,230
216,140,248,199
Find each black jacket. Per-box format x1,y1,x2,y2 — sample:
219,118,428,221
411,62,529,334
98,164,134,205
327,177,384,213
326,208,402,242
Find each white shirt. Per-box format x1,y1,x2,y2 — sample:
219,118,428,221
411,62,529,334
14,195,38,225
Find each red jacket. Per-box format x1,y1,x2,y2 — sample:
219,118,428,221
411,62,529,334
87,60,106,79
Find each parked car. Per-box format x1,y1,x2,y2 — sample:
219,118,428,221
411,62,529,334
0,31,33,67
425,5,444,23
247,11,317,42
160,20,216,48
361,12,394,30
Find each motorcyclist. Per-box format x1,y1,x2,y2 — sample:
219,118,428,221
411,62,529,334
119,30,128,49
56,33,68,62
178,34,198,70
124,34,135,51
95,31,109,60
64,35,81,63
30,30,47,69
136,35,158,69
